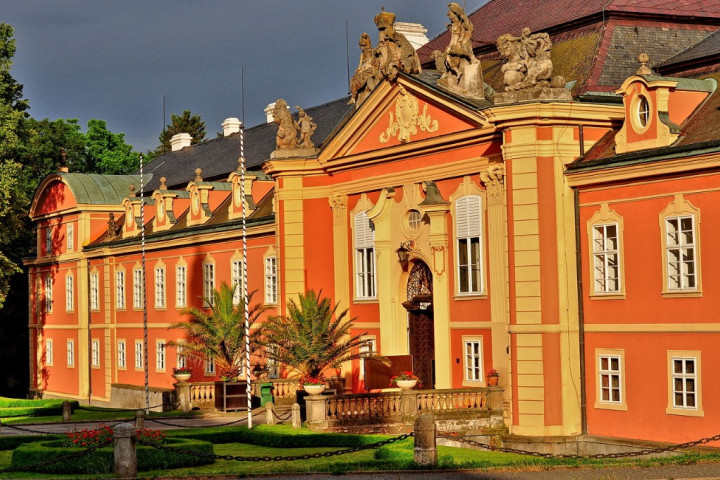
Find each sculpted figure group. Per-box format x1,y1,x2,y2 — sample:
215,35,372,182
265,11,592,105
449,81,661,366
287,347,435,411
434,3,484,98
273,99,317,151
497,28,554,91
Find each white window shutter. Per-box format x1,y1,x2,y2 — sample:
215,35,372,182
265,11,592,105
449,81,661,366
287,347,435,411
355,211,374,248
456,196,481,238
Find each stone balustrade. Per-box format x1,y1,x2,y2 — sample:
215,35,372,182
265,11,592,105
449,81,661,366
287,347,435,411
185,378,302,409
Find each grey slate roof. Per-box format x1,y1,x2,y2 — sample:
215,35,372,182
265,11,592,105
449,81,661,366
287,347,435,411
660,29,720,71
141,97,354,191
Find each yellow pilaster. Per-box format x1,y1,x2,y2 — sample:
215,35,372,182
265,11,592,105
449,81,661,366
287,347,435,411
280,177,305,302
328,194,350,311
77,259,90,399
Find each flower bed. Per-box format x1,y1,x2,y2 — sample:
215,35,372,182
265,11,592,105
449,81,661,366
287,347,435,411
10,436,214,473
0,397,79,417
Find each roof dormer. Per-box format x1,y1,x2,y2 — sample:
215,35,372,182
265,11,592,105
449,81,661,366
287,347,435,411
614,54,716,154
185,168,232,226
122,186,155,238
152,177,187,232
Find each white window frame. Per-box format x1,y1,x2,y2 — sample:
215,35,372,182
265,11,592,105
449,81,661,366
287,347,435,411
156,341,166,371
115,270,125,309
65,274,74,312
90,272,99,311
592,223,620,294
462,336,484,385
264,256,278,304
354,211,376,299
176,341,186,369
596,352,624,408
91,339,100,368
455,196,483,295
204,357,215,375
67,339,75,367
133,269,144,309
667,351,702,416
232,259,244,306
117,340,126,369
45,276,53,313
359,336,377,379
66,223,74,252
46,339,53,366
135,340,143,370
203,261,215,307
665,215,697,291
176,265,187,308
154,266,166,308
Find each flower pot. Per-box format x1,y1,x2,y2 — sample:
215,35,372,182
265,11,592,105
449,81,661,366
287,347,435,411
395,379,418,390
487,375,499,386
173,373,191,382
303,384,326,395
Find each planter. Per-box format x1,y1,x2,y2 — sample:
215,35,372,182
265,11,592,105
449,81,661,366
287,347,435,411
487,375,499,386
303,384,326,395
395,379,418,390
173,373,191,382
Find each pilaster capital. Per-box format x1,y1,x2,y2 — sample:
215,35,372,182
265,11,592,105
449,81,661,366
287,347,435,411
328,193,348,224
480,164,505,203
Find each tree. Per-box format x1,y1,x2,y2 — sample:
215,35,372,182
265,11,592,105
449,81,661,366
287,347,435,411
168,283,266,380
0,23,28,161
83,119,140,174
262,290,372,380
18,118,85,182
157,110,206,154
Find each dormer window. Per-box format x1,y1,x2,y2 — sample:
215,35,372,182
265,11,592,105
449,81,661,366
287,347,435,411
629,92,652,134
636,95,650,128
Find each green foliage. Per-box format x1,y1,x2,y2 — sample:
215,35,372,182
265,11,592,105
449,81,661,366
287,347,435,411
0,434,56,451
157,109,206,154
83,119,140,174
0,23,29,161
168,283,266,380
10,437,213,474
0,397,79,417
261,290,372,378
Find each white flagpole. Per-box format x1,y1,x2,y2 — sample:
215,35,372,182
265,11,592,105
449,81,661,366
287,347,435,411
140,153,149,414
240,122,252,429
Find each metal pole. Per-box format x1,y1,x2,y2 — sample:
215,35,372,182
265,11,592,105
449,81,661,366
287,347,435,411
241,124,252,429
140,153,149,414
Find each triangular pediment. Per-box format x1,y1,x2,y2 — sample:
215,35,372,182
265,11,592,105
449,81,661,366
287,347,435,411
319,76,493,168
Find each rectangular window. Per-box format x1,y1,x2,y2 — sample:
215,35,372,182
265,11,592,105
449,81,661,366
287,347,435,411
67,339,75,367
45,227,52,256
116,271,125,309
65,275,74,312
672,357,697,410
118,340,126,368
463,339,483,382
354,212,376,299
204,357,215,375
592,223,620,293
666,216,697,291
135,340,143,369
133,269,144,309
359,336,377,379
66,223,74,252
264,256,278,304
156,341,165,371
598,354,622,404
176,342,186,369
456,196,483,294
232,260,243,306
176,265,187,307
45,276,53,313
46,339,53,366
266,344,279,378
203,262,215,306
154,267,166,308
90,273,99,311
91,339,100,367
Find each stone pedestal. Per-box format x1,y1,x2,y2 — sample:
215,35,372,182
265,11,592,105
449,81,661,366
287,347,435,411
113,423,137,479
175,381,190,413
270,147,319,159
494,86,572,105
304,394,328,428
413,414,437,467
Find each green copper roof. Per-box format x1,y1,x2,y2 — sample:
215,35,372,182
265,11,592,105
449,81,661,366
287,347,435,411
61,173,152,205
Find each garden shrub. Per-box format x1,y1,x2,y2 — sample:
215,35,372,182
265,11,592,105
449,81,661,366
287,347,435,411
10,437,214,473
0,397,79,417
0,434,58,451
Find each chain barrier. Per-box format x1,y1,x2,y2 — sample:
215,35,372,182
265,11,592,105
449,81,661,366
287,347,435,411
146,407,266,429
0,438,112,473
2,422,64,436
437,431,720,460
137,432,413,462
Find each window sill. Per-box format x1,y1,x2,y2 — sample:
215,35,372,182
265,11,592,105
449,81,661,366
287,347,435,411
594,401,627,411
661,290,702,298
454,294,487,301
462,380,485,388
666,407,703,417
589,293,625,300
353,298,379,304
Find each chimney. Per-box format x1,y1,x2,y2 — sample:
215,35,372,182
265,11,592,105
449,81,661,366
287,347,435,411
264,102,276,124
222,118,242,136
394,22,429,50
170,133,192,152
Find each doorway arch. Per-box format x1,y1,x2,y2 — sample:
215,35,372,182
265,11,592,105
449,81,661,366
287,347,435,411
402,261,434,388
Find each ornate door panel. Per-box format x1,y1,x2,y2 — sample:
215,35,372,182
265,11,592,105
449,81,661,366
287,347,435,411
408,310,435,388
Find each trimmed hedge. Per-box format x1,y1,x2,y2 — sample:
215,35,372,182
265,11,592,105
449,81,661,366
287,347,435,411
0,434,60,451
166,424,390,448
10,437,214,474
0,397,80,418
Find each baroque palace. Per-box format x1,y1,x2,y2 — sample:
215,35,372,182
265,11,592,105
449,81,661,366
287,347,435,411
25,0,720,444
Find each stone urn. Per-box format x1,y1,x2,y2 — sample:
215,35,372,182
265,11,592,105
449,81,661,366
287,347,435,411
396,379,418,390
173,373,191,382
303,384,326,396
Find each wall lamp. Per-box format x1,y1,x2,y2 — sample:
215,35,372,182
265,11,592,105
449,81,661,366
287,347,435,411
396,241,413,268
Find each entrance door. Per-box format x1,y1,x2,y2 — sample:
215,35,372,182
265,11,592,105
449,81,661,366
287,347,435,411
403,261,435,388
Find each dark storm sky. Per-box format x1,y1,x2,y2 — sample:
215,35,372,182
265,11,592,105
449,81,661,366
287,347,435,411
4,1,486,152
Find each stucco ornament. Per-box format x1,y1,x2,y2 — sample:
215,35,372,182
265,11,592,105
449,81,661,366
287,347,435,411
480,164,505,198
380,87,439,144
374,8,421,82
349,33,381,107
434,3,484,99
273,99,297,150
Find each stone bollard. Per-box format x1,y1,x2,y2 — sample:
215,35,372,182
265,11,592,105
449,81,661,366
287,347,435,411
114,422,137,479
265,402,276,425
135,410,145,429
291,403,301,429
413,414,437,467
62,400,72,422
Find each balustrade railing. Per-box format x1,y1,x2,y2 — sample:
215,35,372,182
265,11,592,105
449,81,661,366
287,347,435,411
327,391,403,420
186,378,301,409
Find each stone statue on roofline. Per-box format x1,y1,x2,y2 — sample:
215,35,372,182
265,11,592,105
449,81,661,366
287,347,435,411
434,2,485,99
349,32,381,106
270,99,319,159
494,27,571,104
374,8,421,82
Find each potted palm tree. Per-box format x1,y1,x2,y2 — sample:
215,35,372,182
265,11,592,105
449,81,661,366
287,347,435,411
261,290,373,394
168,282,266,411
